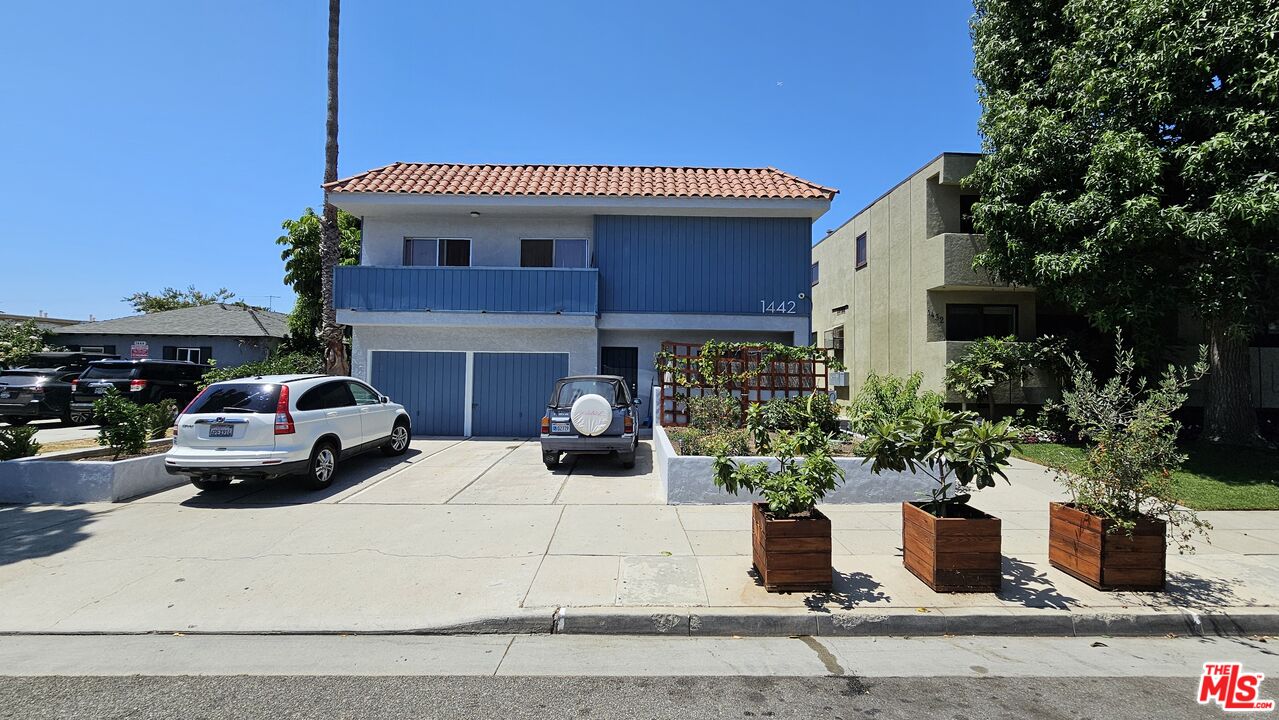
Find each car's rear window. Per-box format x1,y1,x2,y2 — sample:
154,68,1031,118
186,383,281,414
553,380,624,407
79,363,139,380
0,371,48,385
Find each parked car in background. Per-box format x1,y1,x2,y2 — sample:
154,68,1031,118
165,375,411,491
17,351,119,369
539,375,640,469
0,368,87,425
69,359,207,420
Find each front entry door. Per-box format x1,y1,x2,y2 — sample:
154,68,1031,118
600,346,639,397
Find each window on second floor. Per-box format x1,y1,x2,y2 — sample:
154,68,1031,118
960,195,980,234
810,262,819,286
520,238,588,268
946,303,1018,341
855,233,868,269
403,238,471,267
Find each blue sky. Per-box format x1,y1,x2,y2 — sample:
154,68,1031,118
0,1,981,321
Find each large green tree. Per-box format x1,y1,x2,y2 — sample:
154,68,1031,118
123,286,240,314
277,208,360,350
970,0,1279,443
0,320,60,368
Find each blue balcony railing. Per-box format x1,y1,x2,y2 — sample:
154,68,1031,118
335,266,599,315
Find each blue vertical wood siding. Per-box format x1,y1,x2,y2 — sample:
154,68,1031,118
594,215,813,315
370,351,466,436
471,352,568,437
335,267,598,314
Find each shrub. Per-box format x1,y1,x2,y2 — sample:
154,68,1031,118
1054,336,1210,550
943,335,1066,419
860,406,1017,517
0,426,41,460
757,393,840,435
94,389,148,459
713,423,844,518
139,399,178,440
684,394,743,431
667,427,751,457
847,371,943,434
199,351,324,389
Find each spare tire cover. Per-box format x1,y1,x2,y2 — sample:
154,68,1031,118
570,394,613,436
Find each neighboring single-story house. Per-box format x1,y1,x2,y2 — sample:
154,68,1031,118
0,311,83,331
54,304,289,367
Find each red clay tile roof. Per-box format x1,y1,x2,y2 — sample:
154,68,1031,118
323,163,837,200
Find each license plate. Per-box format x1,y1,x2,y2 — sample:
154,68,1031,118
94,386,109,394
208,424,234,438
551,422,570,434
0,392,11,399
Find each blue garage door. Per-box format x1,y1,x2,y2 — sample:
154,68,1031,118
370,351,466,436
472,352,568,437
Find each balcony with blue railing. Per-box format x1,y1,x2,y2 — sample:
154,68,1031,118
334,266,599,315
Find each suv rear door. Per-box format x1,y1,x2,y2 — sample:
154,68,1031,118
73,362,140,402
176,382,281,452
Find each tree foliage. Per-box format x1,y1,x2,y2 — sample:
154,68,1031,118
123,286,241,314
970,0,1279,441
944,336,1066,419
0,320,60,368
848,371,945,434
276,208,360,350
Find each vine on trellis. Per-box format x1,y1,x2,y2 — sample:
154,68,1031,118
654,340,845,392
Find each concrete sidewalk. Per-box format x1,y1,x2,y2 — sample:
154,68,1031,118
1,439,1276,636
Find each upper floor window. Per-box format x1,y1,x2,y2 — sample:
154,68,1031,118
810,262,820,286
855,233,868,269
946,303,1018,341
404,238,471,267
520,238,588,268
960,195,979,234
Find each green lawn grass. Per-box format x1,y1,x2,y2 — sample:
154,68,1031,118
1012,441,1279,511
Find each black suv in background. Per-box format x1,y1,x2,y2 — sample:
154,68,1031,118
0,368,89,425
69,360,207,419
0,352,122,426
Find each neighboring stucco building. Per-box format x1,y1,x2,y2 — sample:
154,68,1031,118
54,304,289,367
327,162,836,436
811,152,1049,405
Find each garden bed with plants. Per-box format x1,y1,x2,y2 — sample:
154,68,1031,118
0,390,183,503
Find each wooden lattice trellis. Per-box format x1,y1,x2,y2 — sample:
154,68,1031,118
658,341,834,427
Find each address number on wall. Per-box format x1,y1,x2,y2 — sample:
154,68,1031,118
760,300,798,314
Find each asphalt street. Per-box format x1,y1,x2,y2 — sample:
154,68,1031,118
2,635,1273,719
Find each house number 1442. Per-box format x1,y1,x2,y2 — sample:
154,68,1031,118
760,300,797,314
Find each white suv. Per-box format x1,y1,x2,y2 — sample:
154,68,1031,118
165,374,411,491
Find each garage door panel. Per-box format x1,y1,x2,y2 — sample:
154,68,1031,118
472,353,568,437
370,351,465,437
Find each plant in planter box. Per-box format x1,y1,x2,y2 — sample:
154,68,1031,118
713,414,844,592
0,426,41,460
94,388,149,460
1048,338,1209,591
860,406,1017,592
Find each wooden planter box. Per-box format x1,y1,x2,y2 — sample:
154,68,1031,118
1048,502,1166,591
902,501,1002,593
751,502,832,592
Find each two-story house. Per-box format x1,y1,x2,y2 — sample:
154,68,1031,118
327,163,836,437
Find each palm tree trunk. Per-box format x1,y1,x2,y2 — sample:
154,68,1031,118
320,0,349,376
1202,319,1257,444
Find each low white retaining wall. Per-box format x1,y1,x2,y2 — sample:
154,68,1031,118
0,442,182,504
654,422,935,505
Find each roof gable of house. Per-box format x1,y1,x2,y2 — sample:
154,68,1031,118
56,304,289,338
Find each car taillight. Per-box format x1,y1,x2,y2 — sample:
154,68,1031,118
70,380,78,392
274,385,294,435
541,417,551,434
129,379,148,392
624,415,634,433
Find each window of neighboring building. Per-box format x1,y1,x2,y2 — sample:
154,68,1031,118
403,238,471,267
946,304,1019,341
855,233,868,269
175,347,201,363
78,346,105,353
810,262,820,286
520,238,588,268
960,195,980,234
832,304,848,317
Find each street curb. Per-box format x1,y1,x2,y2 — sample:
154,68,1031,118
552,607,1279,638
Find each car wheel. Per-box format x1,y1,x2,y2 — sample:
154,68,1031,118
191,475,232,491
68,410,93,426
2,416,31,426
303,441,339,490
543,450,560,470
381,420,411,456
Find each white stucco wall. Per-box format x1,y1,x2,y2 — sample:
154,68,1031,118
360,213,594,267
